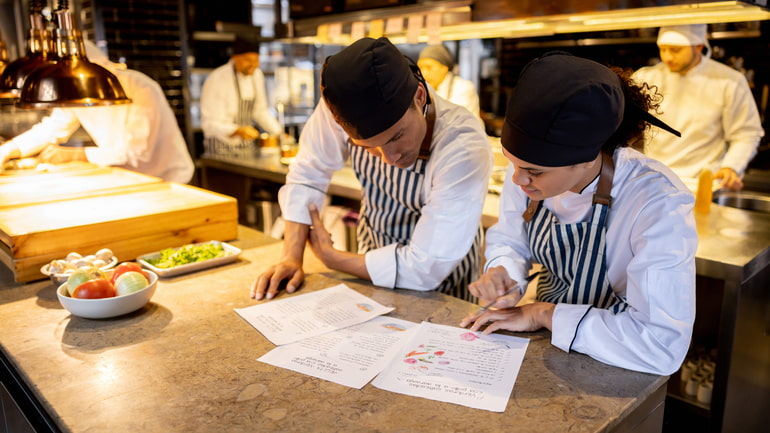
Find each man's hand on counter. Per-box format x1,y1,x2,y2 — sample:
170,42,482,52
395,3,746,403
250,220,310,301
38,144,88,164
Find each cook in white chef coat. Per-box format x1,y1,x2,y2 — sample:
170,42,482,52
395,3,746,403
417,44,482,125
200,36,282,154
250,37,492,302
633,24,764,190
0,40,194,183
461,52,697,375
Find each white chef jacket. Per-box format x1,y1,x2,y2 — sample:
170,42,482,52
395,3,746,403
633,57,764,184
485,147,697,375
200,60,282,143
8,68,194,183
279,92,493,291
435,71,481,124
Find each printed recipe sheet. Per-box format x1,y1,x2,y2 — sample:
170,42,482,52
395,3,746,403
373,321,529,412
258,316,417,389
235,284,394,345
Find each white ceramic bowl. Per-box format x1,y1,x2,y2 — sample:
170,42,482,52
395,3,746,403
42,256,119,285
56,270,158,319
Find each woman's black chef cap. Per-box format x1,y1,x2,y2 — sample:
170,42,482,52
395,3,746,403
502,52,625,167
502,51,679,167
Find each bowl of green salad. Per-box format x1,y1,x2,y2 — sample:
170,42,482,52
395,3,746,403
137,241,242,277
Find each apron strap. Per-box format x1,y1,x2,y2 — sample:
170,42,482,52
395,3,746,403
418,102,435,160
523,199,540,223
523,150,616,222
592,150,615,207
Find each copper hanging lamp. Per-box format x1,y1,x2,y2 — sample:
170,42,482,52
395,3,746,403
0,0,52,101
17,0,131,109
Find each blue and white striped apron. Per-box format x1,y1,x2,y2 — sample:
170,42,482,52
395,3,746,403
348,105,482,301
524,152,629,313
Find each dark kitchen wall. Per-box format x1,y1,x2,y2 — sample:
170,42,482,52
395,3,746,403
79,0,193,152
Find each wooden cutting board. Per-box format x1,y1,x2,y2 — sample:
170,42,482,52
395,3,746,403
0,182,238,283
0,166,162,207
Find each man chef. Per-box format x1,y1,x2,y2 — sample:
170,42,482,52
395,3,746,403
200,35,283,154
250,37,492,302
633,24,764,190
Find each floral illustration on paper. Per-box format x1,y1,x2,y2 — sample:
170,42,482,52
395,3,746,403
403,344,449,368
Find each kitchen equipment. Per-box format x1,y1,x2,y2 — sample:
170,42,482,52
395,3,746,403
713,190,770,214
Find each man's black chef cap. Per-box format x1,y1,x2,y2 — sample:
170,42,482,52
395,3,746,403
321,37,419,140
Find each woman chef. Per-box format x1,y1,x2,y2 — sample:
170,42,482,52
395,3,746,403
461,52,697,375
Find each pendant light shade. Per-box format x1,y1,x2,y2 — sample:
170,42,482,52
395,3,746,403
16,1,131,109
0,1,52,101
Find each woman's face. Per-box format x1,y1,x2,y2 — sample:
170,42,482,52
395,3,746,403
502,148,602,200
417,58,449,90
348,85,428,169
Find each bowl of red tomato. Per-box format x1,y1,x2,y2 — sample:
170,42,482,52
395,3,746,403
56,262,158,319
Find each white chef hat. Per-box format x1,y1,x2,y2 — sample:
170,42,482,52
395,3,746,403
657,24,708,46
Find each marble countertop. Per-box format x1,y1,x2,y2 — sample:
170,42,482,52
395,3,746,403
0,227,666,433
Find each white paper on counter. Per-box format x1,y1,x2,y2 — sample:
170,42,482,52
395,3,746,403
235,284,394,345
372,322,529,412
258,316,417,389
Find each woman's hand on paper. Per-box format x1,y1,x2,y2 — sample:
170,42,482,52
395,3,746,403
460,302,555,335
468,266,521,309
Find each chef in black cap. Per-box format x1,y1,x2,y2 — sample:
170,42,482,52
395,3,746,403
460,52,697,376
200,35,282,154
251,37,492,302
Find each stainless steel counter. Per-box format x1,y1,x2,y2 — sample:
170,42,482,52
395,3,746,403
682,203,770,433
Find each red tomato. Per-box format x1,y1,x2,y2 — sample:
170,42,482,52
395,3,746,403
110,262,144,284
73,279,116,299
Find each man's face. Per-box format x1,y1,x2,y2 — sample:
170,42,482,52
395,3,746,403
658,44,702,75
232,52,260,75
347,86,428,169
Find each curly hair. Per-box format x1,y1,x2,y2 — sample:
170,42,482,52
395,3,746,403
602,66,664,154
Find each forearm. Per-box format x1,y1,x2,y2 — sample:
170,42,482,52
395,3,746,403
281,220,310,265
318,248,370,280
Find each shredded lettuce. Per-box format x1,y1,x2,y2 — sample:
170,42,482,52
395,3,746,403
147,242,226,269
